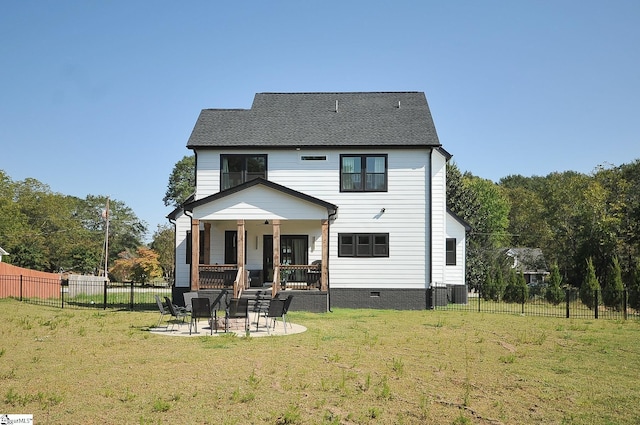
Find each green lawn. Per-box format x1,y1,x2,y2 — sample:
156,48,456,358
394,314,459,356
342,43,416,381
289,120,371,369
1,298,639,424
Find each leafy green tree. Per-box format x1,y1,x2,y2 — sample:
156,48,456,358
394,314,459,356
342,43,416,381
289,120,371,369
447,163,510,291
602,257,625,310
164,155,195,208
68,246,102,275
0,171,146,273
150,224,175,282
10,244,48,270
580,258,601,309
545,262,565,305
500,177,553,249
81,195,147,269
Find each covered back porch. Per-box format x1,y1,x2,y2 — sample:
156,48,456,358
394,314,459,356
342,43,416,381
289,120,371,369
183,178,337,301
188,218,329,298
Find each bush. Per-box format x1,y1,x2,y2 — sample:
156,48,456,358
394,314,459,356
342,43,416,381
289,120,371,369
602,257,625,311
503,269,528,303
629,261,640,311
545,263,565,305
580,258,601,309
483,264,506,301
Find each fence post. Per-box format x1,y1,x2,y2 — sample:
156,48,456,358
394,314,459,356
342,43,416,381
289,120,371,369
521,286,525,315
130,281,134,311
61,279,65,309
103,280,108,310
594,289,599,319
478,287,481,312
19,274,23,302
623,289,628,321
565,289,570,318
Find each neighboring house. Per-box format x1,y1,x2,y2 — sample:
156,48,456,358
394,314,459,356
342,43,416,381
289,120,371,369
0,247,8,263
505,247,549,284
169,92,468,311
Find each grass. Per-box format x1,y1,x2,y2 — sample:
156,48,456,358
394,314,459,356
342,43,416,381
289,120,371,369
1,299,640,424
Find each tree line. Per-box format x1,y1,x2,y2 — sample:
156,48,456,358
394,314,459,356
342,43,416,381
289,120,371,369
5,154,640,300
0,170,174,284
447,159,640,309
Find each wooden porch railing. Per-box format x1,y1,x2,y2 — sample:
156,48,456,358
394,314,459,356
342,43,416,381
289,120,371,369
198,265,237,289
198,264,248,298
274,264,321,291
199,263,320,295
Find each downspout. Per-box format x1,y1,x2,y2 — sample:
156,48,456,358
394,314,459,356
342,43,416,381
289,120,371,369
168,217,177,288
327,208,338,313
184,209,194,288
428,149,433,309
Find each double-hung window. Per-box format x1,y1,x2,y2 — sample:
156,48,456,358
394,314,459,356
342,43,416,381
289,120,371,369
340,154,387,192
446,238,456,266
221,154,267,190
338,233,389,257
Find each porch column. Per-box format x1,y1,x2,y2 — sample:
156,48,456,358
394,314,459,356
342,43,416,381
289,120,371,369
235,220,246,298
191,219,200,291
203,223,211,264
321,219,329,291
272,219,281,298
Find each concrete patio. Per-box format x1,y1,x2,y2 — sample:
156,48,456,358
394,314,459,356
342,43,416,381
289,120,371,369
149,311,306,337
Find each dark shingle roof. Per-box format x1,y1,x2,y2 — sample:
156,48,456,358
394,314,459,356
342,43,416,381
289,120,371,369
187,92,441,149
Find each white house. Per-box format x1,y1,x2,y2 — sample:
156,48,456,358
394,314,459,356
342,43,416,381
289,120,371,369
0,247,8,263
168,92,468,311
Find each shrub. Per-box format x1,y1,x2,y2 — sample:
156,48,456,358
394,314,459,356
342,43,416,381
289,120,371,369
545,262,564,305
483,264,506,301
580,258,601,309
629,260,640,310
602,257,625,311
503,269,528,303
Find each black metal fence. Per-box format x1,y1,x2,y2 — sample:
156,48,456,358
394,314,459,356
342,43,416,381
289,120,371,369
431,284,640,320
0,275,171,311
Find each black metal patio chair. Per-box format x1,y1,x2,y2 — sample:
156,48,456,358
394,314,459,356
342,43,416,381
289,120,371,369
164,296,189,330
264,297,287,334
154,295,170,328
282,294,294,330
189,297,213,335
225,297,249,333
182,291,199,313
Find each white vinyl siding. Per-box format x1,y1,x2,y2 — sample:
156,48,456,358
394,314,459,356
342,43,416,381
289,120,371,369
275,149,429,289
183,147,441,290
173,211,192,288
430,149,447,287
445,212,467,287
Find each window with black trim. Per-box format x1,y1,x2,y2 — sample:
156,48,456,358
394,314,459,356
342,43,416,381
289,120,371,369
186,230,205,264
221,154,267,190
446,238,456,266
340,154,387,192
338,233,389,257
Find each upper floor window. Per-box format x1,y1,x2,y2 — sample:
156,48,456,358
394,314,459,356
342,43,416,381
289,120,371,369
446,238,456,266
340,154,387,192
221,154,267,190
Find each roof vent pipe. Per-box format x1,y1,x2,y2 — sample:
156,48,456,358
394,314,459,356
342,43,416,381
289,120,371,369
398,101,401,109
335,100,338,113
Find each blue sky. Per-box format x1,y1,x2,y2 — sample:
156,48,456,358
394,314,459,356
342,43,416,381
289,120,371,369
2,1,639,241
